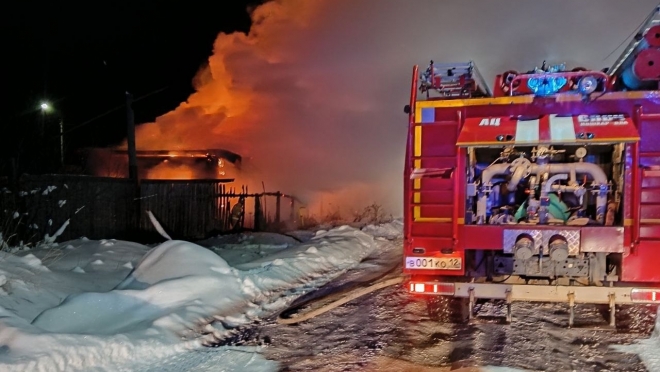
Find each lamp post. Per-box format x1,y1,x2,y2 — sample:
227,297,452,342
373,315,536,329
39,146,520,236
39,102,49,136
39,102,64,167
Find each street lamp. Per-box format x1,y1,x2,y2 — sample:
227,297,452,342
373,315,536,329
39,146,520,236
38,102,64,167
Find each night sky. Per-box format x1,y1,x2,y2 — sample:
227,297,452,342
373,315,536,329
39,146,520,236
3,1,263,172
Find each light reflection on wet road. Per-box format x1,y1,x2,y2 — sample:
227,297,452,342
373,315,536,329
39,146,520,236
257,239,657,372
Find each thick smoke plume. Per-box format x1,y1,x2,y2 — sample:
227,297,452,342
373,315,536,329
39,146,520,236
126,0,657,217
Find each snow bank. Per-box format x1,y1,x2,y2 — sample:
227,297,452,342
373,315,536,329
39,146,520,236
613,307,660,371
0,225,376,371
361,219,403,240
0,239,150,323
199,232,300,247
24,238,150,274
199,232,302,266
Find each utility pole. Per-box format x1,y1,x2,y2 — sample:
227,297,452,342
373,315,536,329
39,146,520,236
38,102,52,172
126,92,138,180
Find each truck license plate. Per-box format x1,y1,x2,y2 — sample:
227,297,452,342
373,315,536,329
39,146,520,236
405,256,462,270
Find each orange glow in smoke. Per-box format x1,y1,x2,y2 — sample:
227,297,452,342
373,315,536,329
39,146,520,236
130,2,323,150
103,1,654,220
112,0,403,217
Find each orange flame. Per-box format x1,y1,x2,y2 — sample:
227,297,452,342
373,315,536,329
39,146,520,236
118,0,402,216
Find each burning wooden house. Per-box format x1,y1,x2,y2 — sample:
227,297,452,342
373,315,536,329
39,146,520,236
84,148,242,180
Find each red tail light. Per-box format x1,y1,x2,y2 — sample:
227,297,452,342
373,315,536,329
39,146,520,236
408,282,455,295
631,288,660,303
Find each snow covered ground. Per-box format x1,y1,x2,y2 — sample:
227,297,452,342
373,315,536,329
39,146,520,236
0,219,659,372
0,225,379,371
615,321,660,371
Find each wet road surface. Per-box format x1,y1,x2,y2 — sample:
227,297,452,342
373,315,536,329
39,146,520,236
239,238,658,371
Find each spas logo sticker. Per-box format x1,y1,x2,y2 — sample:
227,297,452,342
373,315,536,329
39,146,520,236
577,114,627,126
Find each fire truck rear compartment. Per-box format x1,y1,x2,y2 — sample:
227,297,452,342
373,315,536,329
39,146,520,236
467,143,623,227
404,7,660,329
461,142,625,282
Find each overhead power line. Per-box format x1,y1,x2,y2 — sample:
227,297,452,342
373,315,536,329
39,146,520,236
57,86,168,137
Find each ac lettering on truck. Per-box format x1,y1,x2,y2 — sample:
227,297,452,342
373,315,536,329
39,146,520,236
478,118,501,126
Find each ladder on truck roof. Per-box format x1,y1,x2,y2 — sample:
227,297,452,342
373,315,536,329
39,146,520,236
419,60,492,99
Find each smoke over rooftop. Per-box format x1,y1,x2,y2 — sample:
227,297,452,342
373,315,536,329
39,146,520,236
122,0,658,216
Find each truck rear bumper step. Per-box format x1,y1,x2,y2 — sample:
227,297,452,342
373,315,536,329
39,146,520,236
409,281,660,327
457,283,636,304
408,281,660,305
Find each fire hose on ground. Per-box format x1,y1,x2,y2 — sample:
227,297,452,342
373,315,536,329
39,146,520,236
277,274,406,325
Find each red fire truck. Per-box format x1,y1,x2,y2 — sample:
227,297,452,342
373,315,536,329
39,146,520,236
403,6,660,327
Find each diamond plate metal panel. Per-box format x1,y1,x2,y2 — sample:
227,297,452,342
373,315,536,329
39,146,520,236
580,227,625,253
503,230,542,254
503,229,581,255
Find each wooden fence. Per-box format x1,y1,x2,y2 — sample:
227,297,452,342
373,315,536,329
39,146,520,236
0,175,298,245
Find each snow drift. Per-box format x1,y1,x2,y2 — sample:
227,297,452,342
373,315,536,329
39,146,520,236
361,219,403,240
0,225,378,371
613,307,660,372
